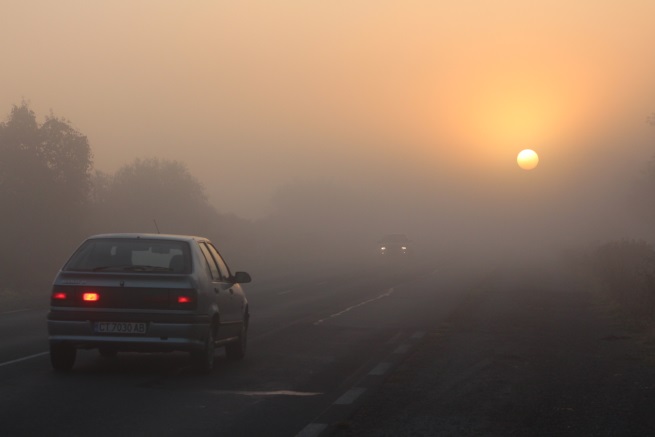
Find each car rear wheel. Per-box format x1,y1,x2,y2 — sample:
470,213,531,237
190,325,215,373
50,343,76,372
225,317,248,361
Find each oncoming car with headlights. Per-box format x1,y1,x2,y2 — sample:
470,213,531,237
378,234,411,257
47,233,251,373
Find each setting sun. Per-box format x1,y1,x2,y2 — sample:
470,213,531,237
517,149,539,170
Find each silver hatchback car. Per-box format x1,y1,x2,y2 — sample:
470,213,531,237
47,233,251,372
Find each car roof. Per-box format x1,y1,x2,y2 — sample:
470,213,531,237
86,233,208,243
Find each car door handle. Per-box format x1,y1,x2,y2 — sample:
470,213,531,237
229,288,234,295
214,287,219,294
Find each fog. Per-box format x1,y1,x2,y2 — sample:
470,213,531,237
2,1,655,281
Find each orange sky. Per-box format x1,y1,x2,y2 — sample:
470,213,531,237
2,1,655,220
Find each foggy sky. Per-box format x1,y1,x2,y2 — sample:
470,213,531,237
3,1,655,249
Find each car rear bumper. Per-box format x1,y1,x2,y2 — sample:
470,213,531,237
47,311,210,352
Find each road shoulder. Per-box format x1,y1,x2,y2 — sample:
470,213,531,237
335,269,655,436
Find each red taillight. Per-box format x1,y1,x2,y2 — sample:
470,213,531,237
171,290,196,309
177,296,191,304
52,292,67,300
82,292,100,302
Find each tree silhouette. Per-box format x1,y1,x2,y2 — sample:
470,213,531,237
0,102,93,288
93,158,214,235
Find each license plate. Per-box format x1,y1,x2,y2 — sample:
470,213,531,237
94,322,147,334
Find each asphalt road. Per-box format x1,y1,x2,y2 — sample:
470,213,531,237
0,260,482,437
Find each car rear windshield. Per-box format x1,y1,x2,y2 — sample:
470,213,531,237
63,238,191,273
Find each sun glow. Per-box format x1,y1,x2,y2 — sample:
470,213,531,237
423,58,604,174
517,149,539,170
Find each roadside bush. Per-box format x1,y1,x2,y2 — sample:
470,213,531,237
593,240,655,319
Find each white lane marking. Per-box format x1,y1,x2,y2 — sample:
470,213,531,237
0,351,49,368
334,387,366,405
411,331,426,340
277,289,295,295
296,423,327,437
394,344,411,354
0,308,35,315
210,390,322,397
314,288,394,325
369,362,392,376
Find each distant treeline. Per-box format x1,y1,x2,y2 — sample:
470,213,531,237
0,102,261,292
0,103,378,295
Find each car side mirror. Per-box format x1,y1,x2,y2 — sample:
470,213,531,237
232,271,252,284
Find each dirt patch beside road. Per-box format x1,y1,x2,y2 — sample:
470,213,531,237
335,268,655,436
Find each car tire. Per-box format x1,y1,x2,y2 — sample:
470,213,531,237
98,347,117,358
50,343,76,372
190,325,215,373
225,316,248,361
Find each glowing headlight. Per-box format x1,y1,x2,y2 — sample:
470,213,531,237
401,246,407,250
380,246,386,250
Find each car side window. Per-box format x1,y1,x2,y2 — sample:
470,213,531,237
199,243,221,281
207,244,231,280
